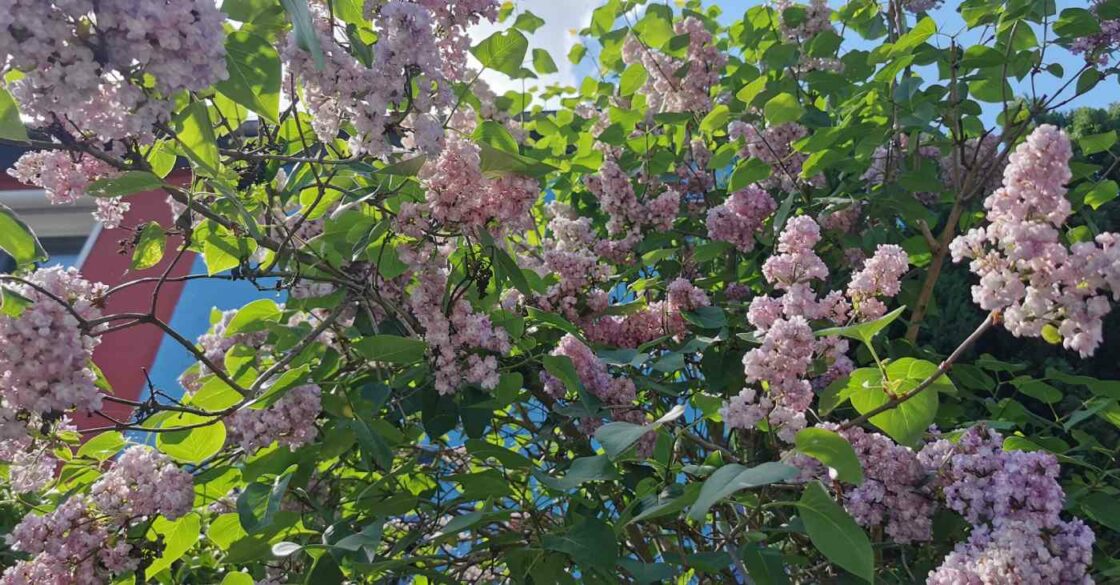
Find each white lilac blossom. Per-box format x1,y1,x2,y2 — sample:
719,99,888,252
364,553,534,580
951,124,1120,357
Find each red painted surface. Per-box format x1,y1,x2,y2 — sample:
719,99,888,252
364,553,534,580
72,173,196,430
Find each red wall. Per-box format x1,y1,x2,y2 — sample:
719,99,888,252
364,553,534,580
73,173,196,429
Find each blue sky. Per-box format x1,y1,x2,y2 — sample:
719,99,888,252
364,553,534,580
470,0,1114,115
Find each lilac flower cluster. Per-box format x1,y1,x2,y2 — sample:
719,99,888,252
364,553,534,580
620,17,726,114
178,309,268,394
3,446,193,584
940,134,1006,199
289,1,496,157
726,217,911,441
0,267,106,441
90,445,194,522
419,137,538,232
863,136,942,204
922,426,1094,584
706,185,778,252
404,244,511,395
829,425,936,543
541,334,651,455
9,151,129,228
951,125,1120,356
582,278,711,348
728,121,823,192
847,244,909,319
227,384,322,453
0,0,226,142
1071,1,1120,65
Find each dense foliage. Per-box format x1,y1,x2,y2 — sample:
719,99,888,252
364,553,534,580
0,0,1119,583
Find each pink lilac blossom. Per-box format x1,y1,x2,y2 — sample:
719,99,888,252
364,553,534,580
706,185,778,252
729,121,824,192
0,267,106,439
419,137,538,232
816,201,863,234
0,0,226,142
178,309,268,393
9,151,128,228
927,518,1094,585
950,125,1120,356
90,446,194,522
770,0,842,71
903,0,944,13
761,216,828,288
742,316,816,411
583,279,710,348
0,435,59,494
227,384,322,453
4,497,131,585
720,388,806,442
1071,1,1120,65
847,244,909,319
404,244,511,395
823,424,936,543
921,426,1095,583
620,17,726,114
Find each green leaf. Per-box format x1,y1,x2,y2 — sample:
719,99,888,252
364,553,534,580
131,222,167,270
0,88,28,141
595,422,651,458
816,305,905,345
1079,131,1116,155
87,170,164,198
280,0,324,69
0,203,47,266
688,462,799,521
237,466,295,533
795,428,864,485
353,335,427,364
620,63,649,96
533,455,618,491
1085,180,1119,210
216,31,282,124
147,514,201,576
221,573,256,585
740,545,789,585
568,43,587,65
492,246,532,296
225,298,283,336
798,481,874,583
532,48,558,74
700,104,732,134
1011,376,1062,404
633,4,674,48
728,158,772,191
681,306,728,329
473,120,519,154
735,76,768,107
176,102,221,177
76,431,125,461
1054,8,1101,38
471,29,529,77
763,93,803,125
849,358,946,446
542,354,582,395
542,517,619,573
889,16,935,56
157,414,227,464
513,11,545,33
1081,492,1120,534
526,307,584,338
478,142,554,178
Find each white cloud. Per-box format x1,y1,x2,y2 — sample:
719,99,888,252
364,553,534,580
468,1,600,102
